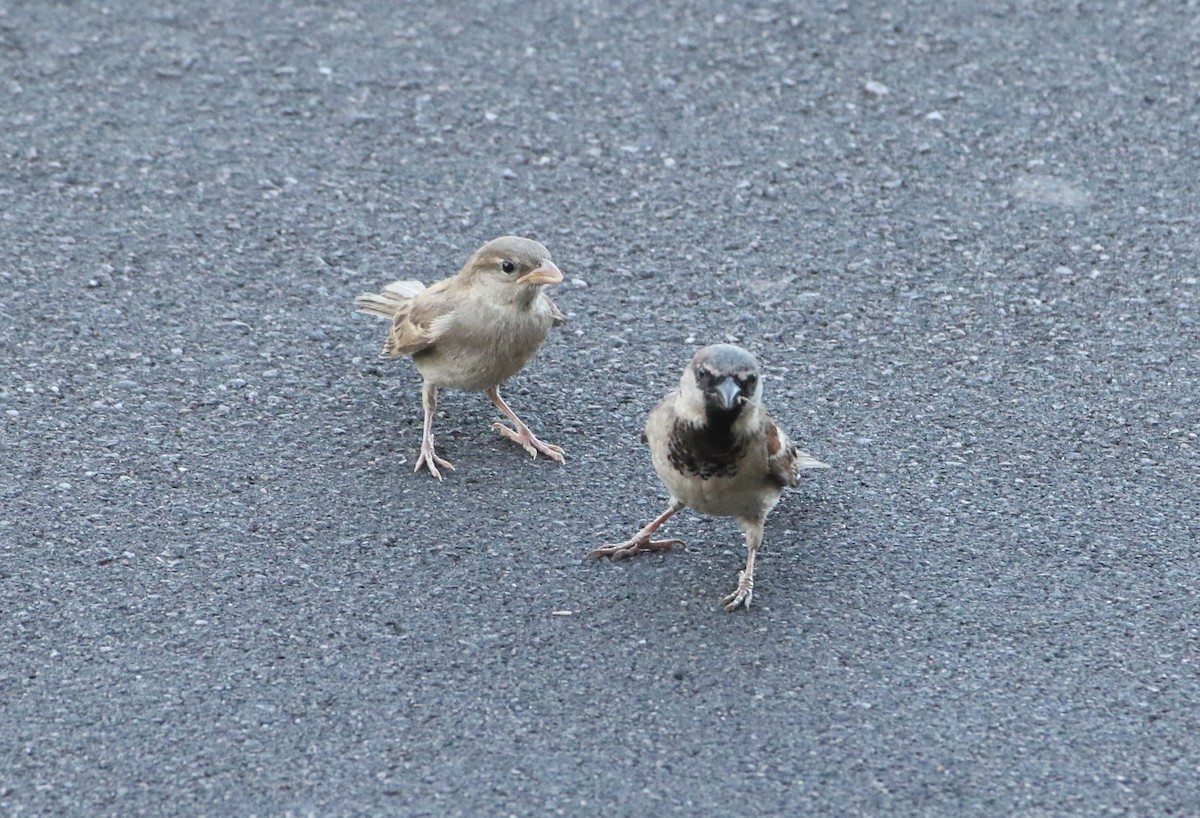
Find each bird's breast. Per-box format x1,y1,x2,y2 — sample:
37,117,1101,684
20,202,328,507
651,418,780,519
665,418,745,480
414,296,554,391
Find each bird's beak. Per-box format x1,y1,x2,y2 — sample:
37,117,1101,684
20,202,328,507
714,378,740,411
517,261,563,286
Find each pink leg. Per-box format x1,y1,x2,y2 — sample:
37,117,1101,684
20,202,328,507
486,386,565,463
721,520,763,612
588,500,686,560
414,381,455,480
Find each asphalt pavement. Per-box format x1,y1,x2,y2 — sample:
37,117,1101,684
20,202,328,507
2,1,1198,815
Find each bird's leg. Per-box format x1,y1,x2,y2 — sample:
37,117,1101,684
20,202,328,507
486,386,565,463
722,520,763,611
588,500,686,560
414,381,455,480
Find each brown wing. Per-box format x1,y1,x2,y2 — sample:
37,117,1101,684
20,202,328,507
381,278,458,357
764,416,801,489
546,294,567,327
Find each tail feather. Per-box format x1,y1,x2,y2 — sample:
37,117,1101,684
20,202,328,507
383,279,426,299
353,279,426,319
794,451,830,470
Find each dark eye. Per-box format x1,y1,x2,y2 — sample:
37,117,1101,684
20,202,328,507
501,259,516,274
744,374,758,387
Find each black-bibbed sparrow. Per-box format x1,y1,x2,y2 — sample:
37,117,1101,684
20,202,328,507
589,344,828,611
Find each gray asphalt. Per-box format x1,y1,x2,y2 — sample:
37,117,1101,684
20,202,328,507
2,1,1198,815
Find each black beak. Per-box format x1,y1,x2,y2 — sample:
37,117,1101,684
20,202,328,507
714,378,740,411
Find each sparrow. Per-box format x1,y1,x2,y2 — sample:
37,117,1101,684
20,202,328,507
354,235,566,479
588,343,828,611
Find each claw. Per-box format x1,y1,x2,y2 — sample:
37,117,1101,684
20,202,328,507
721,571,754,612
492,422,566,463
587,538,684,560
414,443,456,481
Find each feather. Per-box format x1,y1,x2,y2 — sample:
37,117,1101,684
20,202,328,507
765,418,828,488
382,283,458,358
547,295,567,327
383,279,426,299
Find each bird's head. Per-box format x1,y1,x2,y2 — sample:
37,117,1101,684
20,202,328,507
681,343,763,419
462,236,562,299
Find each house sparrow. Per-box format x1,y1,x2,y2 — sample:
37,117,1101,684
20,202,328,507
354,235,566,479
589,344,828,611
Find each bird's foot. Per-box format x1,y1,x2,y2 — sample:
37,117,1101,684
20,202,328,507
721,571,754,612
587,537,685,560
492,422,566,463
414,442,456,480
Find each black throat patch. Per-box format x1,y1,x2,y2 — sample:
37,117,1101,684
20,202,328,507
667,411,746,479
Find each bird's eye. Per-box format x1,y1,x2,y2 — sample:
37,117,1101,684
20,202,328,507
501,259,516,274
744,374,758,386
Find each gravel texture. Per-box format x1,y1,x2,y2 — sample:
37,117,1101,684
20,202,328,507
2,1,1198,815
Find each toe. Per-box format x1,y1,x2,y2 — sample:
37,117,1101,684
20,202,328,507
588,542,638,560
721,583,753,612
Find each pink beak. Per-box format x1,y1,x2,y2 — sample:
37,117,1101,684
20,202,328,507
517,261,563,286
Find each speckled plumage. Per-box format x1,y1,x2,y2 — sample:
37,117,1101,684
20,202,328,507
590,344,828,611
666,412,745,479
